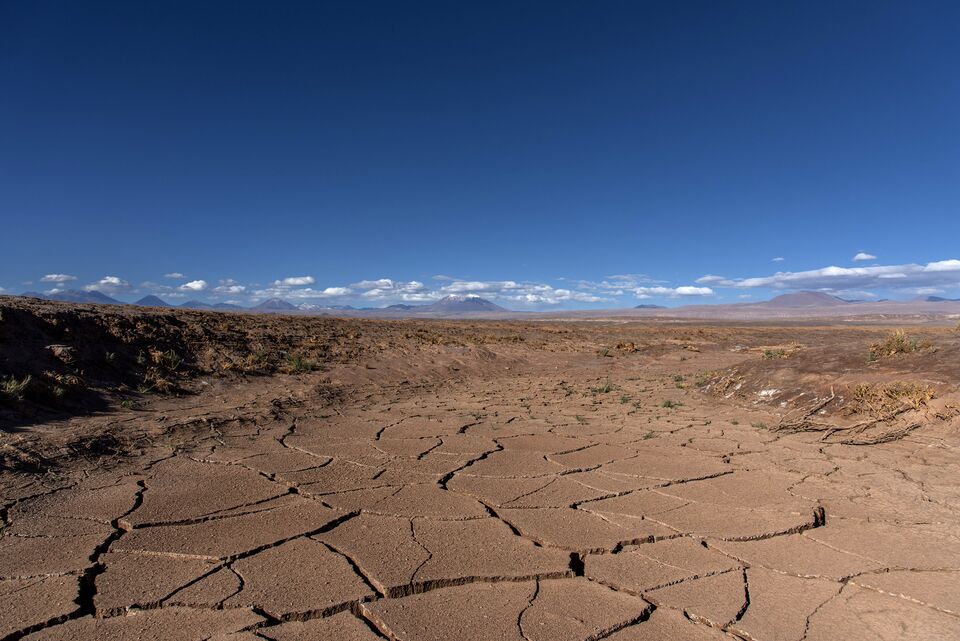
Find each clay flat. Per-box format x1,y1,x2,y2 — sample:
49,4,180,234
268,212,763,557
2,300,959,640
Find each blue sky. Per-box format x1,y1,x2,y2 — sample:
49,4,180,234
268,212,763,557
1,1,958,308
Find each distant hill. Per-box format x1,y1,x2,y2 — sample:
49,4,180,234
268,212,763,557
385,303,417,310
135,295,171,307
298,303,355,311
422,295,506,313
212,302,243,310
634,304,666,309
764,291,848,307
179,300,214,310
923,295,960,302
252,298,297,311
22,289,120,305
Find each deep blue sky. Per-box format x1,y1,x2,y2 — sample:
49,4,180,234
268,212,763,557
2,1,958,307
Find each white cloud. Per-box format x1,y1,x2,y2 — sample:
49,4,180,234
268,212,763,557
633,286,714,298
84,276,131,293
925,259,960,272
214,279,246,294
164,272,185,279
699,259,960,292
853,252,877,262
251,286,353,300
179,280,208,292
442,280,521,293
502,289,610,304
353,278,398,289
354,279,434,301
41,274,77,283
274,276,315,287
772,257,785,262
695,275,732,285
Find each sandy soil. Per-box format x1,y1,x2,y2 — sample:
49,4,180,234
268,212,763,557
1,301,959,640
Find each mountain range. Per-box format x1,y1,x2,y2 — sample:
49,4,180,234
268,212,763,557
9,289,960,319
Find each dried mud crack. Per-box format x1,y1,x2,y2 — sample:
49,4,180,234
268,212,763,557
2,305,960,640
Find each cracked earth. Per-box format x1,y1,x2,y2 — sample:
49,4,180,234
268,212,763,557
2,320,959,640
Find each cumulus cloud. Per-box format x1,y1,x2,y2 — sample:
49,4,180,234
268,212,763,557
179,280,208,292
251,286,353,300
433,279,613,305
697,259,960,292
84,276,131,293
214,279,246,294
564,274,663,293
502,288,610,305
41,274,77,283
164,272,185,279
853,252,877,262
633,286,714,299
353,279,435,301
273,276,315,287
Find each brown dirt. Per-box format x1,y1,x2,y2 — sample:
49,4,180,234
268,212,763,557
1,299,959,640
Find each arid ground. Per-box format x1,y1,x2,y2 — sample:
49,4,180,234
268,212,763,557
1,300,959,640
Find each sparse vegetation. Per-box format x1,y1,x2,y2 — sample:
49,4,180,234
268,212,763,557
1,375,32,402
752,422,768,429
661,399,681,408
763,348,786,359
286,352,319,373
851,382,935,416
596,347,611,358
868,330,931,361
590,380,614,394
619,394,631,404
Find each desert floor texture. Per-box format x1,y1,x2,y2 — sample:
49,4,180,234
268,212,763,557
1,300,959,640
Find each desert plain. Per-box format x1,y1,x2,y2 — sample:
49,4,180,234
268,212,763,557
1,298,959,640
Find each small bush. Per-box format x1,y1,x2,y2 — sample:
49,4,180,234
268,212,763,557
661,399,680,408
752,422,768,429
286,352,318,373
596,347,611,358
1,375,32,402
868,330,930,360
763,348,786,359
851,382,935,416
590,380,614,394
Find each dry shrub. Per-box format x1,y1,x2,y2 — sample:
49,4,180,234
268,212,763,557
1,374,32,402
849,382,935,417
751,343,803,359
868,330,931,360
